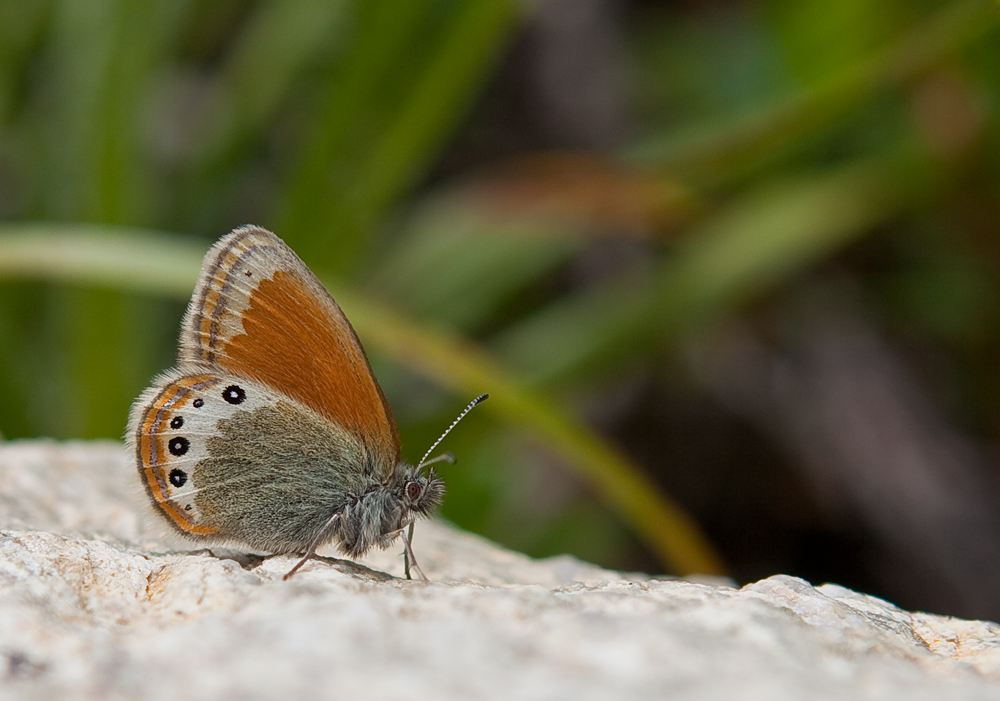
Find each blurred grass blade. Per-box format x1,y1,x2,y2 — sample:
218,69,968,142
204,0,352,159
0,225,205,294
46,0,185,222
355,0,519,223
497,155,921,384
372,152,698,330
0,225,725,576
371,205,586,330
37,1,187,437
633,0,1000,180
278,0,519,272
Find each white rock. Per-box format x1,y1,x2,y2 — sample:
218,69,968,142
2,439,1000,700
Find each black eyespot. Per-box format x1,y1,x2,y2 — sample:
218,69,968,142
184,504,192,511
406,481,422,502
223,385,246,405
193,398,204,408
170,416,184,429
169,469,187,487
168,437,189,456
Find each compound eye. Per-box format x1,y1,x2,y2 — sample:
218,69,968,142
406,481,422,502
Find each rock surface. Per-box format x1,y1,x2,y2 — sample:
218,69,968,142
2,439,1000,700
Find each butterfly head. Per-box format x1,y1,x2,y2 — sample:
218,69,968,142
398,463,445,517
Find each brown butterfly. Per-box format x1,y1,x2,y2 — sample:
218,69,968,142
128,225,486,579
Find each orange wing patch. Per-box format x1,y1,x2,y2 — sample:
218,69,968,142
135,373,221,536
178,226,399,465
221,271,397,459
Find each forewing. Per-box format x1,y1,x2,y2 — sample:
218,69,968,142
177,225,399,466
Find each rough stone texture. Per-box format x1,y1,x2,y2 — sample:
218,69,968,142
2,440,1000,700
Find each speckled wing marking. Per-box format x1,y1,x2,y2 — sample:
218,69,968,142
135,373,223,536
176,225,400,468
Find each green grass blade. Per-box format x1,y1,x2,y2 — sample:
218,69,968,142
632,0,1000,180
496,155,921,384
278,0,518,272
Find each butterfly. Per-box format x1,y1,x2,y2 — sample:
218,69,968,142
128,225,486,579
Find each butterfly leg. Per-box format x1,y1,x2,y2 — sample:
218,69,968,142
283,511,341,580
401,521,428,581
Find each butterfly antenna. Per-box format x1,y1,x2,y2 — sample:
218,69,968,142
417,394,489,469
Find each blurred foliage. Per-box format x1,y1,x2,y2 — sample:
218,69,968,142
1,0,999,605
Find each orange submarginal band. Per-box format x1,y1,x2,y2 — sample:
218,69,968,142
136,374,222,535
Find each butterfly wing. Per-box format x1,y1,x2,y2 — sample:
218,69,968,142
129,369,370,551
130,371,227,539
177,225,400,468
